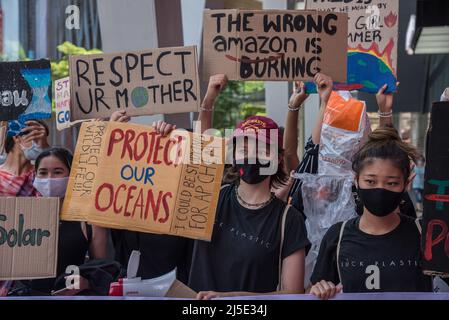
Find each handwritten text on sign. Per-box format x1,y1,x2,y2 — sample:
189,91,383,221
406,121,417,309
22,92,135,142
69,46,201,121
422,102,449,276
61,122,223,241
306,0,399,93
202,9,348,81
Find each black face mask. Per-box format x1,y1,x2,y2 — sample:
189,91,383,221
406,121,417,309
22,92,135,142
235,158,271,185
357,187,403,217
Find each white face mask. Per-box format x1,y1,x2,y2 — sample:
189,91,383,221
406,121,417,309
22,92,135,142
33,177,69,198
21,141,44,161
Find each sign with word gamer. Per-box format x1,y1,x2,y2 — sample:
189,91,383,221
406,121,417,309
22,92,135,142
0,197,59,280
54,77,86,130
422,101,449,276
202,9,348,82
306,0,399,93
69,46,200,121
61,121,224,241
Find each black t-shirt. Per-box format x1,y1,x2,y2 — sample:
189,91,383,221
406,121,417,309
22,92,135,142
111,230,193,284
288,137,417,219
188,184,310,293
311,214,433,293
27,221,90,293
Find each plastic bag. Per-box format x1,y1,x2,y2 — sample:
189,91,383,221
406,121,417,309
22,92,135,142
293,173,357,287
319,91,371,176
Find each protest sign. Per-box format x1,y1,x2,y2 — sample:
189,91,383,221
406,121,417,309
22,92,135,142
202,9,347,81
54,77,86,130
0,197,59,280
0,59,52,136
69,46,200,121
306,0,399,93
422,101,449,276
61,121,224,241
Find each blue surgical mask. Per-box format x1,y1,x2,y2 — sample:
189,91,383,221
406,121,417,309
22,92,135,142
21,141,44,161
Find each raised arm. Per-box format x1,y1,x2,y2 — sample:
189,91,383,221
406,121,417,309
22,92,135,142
311,73,333,145
376,82,399,128
195,74,228,134
284,81,308,173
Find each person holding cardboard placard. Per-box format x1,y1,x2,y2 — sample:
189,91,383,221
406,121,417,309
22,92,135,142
10,147,109,295
151,74,308,299
107,110,194,285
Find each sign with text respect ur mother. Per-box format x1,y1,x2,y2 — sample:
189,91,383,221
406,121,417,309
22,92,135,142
61,121,224,241
203,9,348,81
69,46,200,121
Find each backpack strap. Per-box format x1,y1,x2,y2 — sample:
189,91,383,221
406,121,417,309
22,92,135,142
415,218,422,234
277,204,290,291
336,220,348,284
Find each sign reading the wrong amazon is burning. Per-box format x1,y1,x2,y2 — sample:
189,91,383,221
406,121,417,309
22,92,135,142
202,9,348,82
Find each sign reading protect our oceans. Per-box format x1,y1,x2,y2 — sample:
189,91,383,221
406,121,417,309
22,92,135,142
306,0,399,93
0,59,52,136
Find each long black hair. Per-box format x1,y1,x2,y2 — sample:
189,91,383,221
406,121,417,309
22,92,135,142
352,127,419,182
35,147,73,172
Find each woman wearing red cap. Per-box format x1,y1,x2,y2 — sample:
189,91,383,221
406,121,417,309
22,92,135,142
155,75,310,299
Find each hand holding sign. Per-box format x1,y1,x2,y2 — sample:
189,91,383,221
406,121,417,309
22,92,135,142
152,120,177,137
289,81,309,110
203,74,228,110
110,110,131,123
314,73,333,104
376,82,399,113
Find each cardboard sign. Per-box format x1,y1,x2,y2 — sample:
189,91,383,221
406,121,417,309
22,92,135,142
54,77,86,130
422,101,449,276
306,0,399,93
202,9,348,82
0,59,52,136
69,46,200,121
0,197,59,280
61,121,224,241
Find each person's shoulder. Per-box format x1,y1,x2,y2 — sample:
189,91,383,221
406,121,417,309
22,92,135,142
219,183,234,195
399,214,421,230
325,217,358,240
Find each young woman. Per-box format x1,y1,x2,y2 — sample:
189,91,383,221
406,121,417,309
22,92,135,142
285,81,417,218
163,74,309,299
309,128,433,299
20,147,108,295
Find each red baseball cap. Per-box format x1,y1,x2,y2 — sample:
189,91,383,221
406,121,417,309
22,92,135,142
232,116,282,146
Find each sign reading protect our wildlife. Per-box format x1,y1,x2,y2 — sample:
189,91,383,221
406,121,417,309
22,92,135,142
69,46,200,121
0,197,59,280
422,101,449,276
306,0,399,93
61,121,224,241
202,9,348,82
0,59,52,136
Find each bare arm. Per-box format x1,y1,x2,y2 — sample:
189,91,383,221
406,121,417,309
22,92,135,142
284,82,308,173
376,83,398,128
195,74,228,134
89,225,109,259
311,73,333,145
